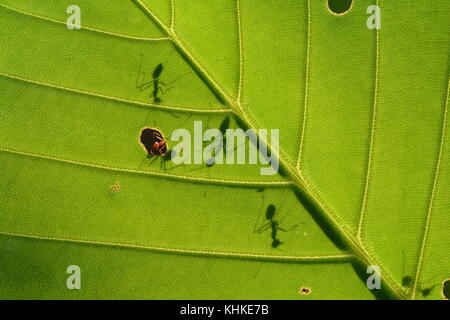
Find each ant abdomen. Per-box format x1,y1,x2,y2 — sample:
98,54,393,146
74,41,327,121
271,239,282,248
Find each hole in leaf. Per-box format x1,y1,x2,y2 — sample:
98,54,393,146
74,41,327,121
140,128,168,156
443,279,450,300
299,287,311,295
328,0,353,15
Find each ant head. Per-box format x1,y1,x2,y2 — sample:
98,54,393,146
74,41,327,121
422,287,435,297
265,204,276,220
153,63,164,79
418,277,439,297
402,276,413,288
271,239,282,248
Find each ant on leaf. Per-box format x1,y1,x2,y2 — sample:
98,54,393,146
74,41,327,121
401,251,438,297
254,204,299,249
135,54,189,104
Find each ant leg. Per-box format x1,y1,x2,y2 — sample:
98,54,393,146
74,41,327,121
149,156,159,165
138,154,158,170
159,154,187,171
252,192,268,234
220,140,246,161
253,222,272,234
166,72,191,87
157,82,175,99
167,110,181,119
136,80,155,91
277,217,304,232
138,157,146,170
158,152,185,171
201,116,215,155
158,82,170,95
160,75,186,93
278,224,300,233
135,54,148,88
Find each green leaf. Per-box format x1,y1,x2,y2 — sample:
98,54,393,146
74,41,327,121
0,0,448,300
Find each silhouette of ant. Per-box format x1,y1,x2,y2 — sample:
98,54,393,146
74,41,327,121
135,56,167,104
135,54,189,105
254,204,299,248
401,251,438,297
419,283,438,297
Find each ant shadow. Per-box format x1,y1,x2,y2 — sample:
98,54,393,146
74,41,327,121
401,251,439,298
253,189,301,249
135,54,191,118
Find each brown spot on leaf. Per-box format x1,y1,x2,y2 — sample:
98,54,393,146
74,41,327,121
109,182,121,193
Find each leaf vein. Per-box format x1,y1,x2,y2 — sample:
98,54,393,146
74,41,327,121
0,72,228,114
0,4,170,42
0,231,352,264
296,0,311,170
0,147,291,187
358,0,380,239
412,73,450,299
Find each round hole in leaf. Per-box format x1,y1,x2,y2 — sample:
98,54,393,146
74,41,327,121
443,279,450,300
328,0,353,15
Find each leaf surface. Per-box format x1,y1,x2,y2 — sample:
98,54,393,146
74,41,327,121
0,0,448,299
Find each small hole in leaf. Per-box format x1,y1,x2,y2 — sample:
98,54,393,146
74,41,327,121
328,0,353,15
443,279,450,300
299,287,311,295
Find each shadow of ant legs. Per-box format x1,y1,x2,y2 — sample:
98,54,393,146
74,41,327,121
254,201,304,250
139,151,180,171
277,224,300,233
271,222,301,250
401,251,439,297
158,82,175,95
